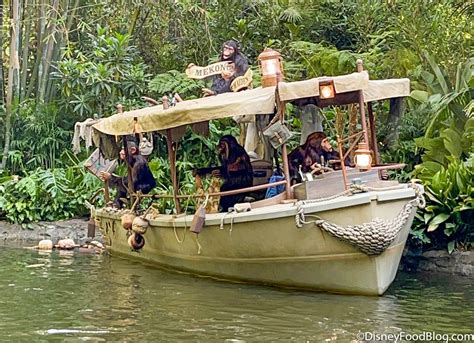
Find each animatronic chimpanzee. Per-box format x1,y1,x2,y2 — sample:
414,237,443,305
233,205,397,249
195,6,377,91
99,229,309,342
288,131,344,184
194,135,253,212
202,40,250,96
100,142,156,208
126,141,156,194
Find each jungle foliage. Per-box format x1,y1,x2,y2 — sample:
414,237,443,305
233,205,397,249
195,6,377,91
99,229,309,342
0,0,472,250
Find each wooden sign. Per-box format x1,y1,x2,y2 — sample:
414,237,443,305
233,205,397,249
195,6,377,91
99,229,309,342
230,69,253,92
84,148,118,178
185,61,233,79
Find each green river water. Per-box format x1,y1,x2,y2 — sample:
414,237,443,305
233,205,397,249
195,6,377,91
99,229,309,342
0,244,472,342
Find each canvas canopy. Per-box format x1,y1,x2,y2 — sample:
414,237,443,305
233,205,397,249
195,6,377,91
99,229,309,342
278,71,410,102
92,86,276,136
278,71,370,101
91,72,410,137
363,79,410,102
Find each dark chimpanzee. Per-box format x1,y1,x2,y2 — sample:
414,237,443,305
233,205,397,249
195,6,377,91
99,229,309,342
100,141,156,208
202,40,250,96
194,135,253,212
288,131,346,184
126,141,156,194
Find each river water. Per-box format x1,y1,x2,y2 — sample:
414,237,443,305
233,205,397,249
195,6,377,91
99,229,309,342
0,244,472,342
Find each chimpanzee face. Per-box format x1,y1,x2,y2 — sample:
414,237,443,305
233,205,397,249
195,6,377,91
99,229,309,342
222,45,235,60
127,146,138,156
321,138,333,152
217,140,228,157
119,149,126,160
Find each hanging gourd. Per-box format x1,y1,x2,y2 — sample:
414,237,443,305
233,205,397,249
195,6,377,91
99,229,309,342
132,216,149,235
128,233,145,251
121,212,135,230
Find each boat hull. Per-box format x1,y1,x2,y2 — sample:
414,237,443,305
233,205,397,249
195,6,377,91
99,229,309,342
95,188,417,295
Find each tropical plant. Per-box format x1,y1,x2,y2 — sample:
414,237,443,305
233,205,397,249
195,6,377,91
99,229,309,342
409,55,474,251
54,26,150,119
8,101,70,173
149,71,205,100
0,165,101,224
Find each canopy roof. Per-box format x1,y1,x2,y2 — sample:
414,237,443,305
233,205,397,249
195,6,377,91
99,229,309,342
278,71,410,102
93,86,276,136
92,72,410,136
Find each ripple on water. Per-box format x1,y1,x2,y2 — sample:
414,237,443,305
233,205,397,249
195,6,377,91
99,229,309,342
0,244,472,341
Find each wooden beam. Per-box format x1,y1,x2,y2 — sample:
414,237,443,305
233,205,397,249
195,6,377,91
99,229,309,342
367,102,381,164
163,96,181,214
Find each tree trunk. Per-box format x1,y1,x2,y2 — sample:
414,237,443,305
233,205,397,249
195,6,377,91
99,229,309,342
20,0,32,101
26,0,46,100
38,0,59,102
0,0,5,106
1,0,21,170
383,97,406,150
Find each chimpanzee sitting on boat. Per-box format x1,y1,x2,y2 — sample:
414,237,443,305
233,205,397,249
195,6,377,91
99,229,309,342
193,135,253,212
100,141,156,208
288,131,347,184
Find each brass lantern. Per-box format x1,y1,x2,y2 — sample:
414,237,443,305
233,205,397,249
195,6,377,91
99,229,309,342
354,142,372,170
258,48,284,87
318,78,335,99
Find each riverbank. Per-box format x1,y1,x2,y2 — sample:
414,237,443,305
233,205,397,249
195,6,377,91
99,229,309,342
1,219,471,277
401,248,473,277
0,218,102,245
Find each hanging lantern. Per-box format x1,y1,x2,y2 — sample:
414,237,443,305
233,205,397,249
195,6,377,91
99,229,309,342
318,78,335,99
258,48,284,87
354,142,372,170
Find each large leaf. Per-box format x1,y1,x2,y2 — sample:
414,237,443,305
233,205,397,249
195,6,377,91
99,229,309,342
427,213,450,232
440,128,462,158
410,90,429,103
423,51,450,95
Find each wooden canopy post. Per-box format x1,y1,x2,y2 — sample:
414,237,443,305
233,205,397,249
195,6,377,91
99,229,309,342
163,96,182,214
356,60,370,145
276,92,293,199
367,102,380,164
117,104,135,207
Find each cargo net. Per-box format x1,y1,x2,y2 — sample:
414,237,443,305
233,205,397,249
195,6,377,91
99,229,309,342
295,182,425,255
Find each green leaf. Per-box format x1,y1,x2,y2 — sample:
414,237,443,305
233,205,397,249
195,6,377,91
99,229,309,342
410,90,429,102
447,241,455,254
441,128,462,158
427,213,450,232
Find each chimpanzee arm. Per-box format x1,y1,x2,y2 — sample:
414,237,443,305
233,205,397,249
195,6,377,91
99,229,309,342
194,166,226,177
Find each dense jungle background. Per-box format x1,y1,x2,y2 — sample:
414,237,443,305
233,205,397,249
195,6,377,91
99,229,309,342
0,0,472,252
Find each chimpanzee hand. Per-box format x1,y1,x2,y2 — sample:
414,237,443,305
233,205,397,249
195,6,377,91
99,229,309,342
99,171,111,182
211,169,221,177
202,88,216,97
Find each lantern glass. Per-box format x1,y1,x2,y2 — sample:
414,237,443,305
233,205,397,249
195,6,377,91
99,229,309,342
261,59,278,76
319,79,335,99
258,48,284,87
354,142,372,169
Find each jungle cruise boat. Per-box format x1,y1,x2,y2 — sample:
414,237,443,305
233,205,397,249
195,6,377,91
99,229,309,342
85,56,424,295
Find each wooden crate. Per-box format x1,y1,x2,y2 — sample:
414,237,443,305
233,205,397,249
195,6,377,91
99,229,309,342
294,169,381,200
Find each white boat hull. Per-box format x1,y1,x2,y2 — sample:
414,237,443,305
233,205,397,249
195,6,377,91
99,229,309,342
95,187,417,295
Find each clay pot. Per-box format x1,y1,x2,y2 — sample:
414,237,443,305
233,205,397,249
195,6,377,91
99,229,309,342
132,216,149,235
128,233,145,251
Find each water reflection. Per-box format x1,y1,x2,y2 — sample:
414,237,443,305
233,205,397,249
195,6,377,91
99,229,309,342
0,244,472,341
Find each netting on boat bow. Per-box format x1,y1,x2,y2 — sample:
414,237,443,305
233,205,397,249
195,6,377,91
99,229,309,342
295,183,425,255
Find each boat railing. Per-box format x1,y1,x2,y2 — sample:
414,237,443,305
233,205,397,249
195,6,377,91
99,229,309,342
133,179,288,200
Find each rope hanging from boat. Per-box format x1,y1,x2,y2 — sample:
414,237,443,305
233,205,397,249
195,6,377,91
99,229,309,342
295,182,425,255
